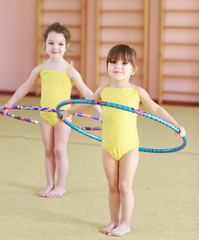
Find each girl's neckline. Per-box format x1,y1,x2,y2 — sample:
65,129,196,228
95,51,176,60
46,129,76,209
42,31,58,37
41,69,66,73
106,84,135,89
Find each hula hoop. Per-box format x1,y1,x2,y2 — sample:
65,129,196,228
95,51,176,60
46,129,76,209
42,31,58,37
56,99,187,153
0,105,102,131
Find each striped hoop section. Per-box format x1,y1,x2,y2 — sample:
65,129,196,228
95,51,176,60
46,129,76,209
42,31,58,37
0,105,102,131
56,99,187,153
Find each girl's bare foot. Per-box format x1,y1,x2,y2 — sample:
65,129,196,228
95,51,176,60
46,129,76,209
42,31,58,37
38,185,54,197
101,222,118,234
46,186,66,198
108,224,130,237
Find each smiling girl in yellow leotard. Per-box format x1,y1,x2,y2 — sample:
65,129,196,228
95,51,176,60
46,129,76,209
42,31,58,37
0,22,101,198
61,44,186,237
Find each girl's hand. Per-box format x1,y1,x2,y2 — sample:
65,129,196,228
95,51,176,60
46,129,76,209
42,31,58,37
0,106,8,116
58,110,70,121
175,125,186,137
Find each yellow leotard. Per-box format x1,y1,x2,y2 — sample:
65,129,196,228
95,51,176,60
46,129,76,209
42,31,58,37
40,63,73,127
100,85,140,161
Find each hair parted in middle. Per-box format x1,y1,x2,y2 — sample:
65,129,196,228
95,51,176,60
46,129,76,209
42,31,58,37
106,44,137,68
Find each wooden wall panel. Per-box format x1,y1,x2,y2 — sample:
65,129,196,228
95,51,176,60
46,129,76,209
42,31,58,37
158,0,199,104
95,0,149,90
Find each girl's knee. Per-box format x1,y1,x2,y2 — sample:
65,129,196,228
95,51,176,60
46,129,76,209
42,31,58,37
119,182,132,195
54,147,65,159
45,148,54,158
108,181,119,193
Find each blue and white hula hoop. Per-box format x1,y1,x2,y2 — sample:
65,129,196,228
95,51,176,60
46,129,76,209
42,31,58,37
56,99,187,153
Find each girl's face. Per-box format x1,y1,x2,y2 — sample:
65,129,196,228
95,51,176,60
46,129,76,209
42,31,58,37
45,31,67,59
108,59,134,82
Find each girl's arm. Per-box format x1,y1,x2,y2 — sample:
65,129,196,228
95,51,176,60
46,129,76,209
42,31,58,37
0,65,41,114
136,86,186,137
67,66,102,117
61,86,103,119
68,67,93,98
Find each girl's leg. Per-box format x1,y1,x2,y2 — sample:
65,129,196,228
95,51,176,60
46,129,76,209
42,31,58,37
46,118,71,198
101,149,120,234
109,147,139,237
38,117,55,197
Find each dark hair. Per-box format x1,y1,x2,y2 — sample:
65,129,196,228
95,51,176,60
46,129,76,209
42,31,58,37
106,44,137,67
43,22,71,45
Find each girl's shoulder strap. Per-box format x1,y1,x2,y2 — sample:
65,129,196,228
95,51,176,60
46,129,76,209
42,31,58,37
66,61,73,73
41,60,46,70
104,83,110,89
100,83,109,92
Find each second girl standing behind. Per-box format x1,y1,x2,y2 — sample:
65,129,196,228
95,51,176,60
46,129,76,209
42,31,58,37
0,22,101,198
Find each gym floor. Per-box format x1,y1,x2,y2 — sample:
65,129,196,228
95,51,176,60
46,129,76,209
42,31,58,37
0,96,198,240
